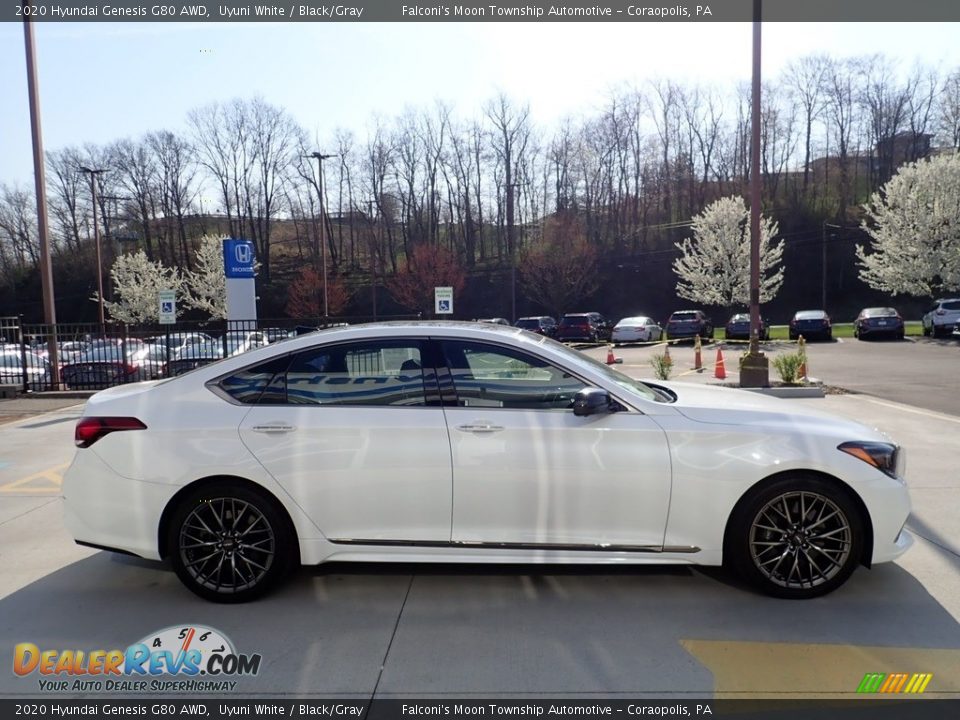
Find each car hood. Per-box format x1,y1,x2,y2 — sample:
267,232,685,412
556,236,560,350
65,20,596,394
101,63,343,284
651,381,891,443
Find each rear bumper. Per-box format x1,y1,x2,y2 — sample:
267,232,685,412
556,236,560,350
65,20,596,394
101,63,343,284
62,449,176,560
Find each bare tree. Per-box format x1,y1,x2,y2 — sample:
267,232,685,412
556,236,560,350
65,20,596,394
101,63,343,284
782,54,828,198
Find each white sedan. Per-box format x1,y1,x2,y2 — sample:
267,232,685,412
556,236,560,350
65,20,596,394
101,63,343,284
611,316,663,345
63,322,912,603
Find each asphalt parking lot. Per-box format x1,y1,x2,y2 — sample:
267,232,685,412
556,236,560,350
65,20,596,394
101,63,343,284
0,339,957,700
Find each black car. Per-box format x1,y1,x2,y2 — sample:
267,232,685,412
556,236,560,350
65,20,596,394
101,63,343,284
515,316,558,337
725,313,770,341
585,312,613,341
789,310,833,341
854,307,904,340
556,313,603,343
665,310,714,340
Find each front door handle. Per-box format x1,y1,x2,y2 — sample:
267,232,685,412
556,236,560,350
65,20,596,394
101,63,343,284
456,423,505,434
251,424,296,434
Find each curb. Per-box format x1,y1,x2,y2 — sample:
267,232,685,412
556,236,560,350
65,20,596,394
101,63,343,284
742,386,826,399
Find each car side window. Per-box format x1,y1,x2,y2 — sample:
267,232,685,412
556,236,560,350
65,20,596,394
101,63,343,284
218,356,292,404
441,340,586,410
285,341,430,407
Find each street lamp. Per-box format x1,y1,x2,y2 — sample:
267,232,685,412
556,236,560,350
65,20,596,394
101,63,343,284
80,166,106,331
308,152,335,319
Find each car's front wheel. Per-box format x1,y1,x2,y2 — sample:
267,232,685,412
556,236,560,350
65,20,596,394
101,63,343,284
168,482,296,603
727,475,864,599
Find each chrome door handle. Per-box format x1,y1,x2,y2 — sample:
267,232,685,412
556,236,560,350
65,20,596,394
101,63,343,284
251,424,296,433
456,423,504,434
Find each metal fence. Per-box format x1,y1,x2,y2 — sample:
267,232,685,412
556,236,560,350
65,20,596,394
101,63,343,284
0,314,420,393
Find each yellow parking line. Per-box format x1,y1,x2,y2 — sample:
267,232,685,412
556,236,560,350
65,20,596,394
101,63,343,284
681,639,960,697
0,462,69,494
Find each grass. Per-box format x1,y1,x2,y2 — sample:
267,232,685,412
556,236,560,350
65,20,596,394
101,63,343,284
714,321,922,342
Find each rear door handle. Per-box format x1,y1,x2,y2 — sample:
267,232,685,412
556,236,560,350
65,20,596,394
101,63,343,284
251,424,296,434
456,423,504,434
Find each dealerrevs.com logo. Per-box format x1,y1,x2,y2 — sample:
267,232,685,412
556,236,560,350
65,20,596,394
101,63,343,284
13,625,261,692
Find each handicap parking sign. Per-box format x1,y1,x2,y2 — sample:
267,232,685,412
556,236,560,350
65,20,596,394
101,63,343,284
434,287,454,315
158,290,176,325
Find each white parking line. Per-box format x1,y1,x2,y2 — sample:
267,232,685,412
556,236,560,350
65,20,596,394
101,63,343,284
858,396,960,424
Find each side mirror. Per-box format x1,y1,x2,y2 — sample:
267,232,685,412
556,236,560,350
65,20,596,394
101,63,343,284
572,387,614,417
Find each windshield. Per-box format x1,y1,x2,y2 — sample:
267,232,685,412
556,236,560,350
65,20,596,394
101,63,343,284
537,336,665,403
670,312,698,321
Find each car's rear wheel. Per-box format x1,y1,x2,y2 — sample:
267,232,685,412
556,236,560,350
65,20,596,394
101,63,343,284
168,482,296,603
727,475,864,599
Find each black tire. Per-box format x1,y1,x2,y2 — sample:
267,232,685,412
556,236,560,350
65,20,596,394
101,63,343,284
167,482,297,603
726,475,864,599
922,324,931,337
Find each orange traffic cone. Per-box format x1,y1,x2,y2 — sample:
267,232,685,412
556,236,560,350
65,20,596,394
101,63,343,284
606,346,617,365
714,347,726,379
694,334,702,371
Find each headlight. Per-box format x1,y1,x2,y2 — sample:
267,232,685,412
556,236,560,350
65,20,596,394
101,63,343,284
838,441,904,479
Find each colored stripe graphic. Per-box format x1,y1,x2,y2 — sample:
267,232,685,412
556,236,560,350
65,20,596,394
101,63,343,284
858,673,932,694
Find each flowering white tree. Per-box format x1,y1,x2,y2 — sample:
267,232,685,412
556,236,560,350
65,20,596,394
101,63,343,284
857,152,960,297
673,196,784,307
96,251,184,324
184,234,227,319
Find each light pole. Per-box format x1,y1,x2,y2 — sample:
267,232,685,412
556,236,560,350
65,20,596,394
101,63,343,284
507,181,526,323
822,222,842,310
308,152,334,320
367,199,378,320
740,0,770,387
80,166,106,331
23,11,59,386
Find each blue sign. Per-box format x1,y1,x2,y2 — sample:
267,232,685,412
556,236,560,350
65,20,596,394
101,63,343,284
223,238,256,278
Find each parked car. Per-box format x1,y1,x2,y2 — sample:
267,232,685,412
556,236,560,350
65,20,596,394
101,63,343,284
556,313,603,343
585,312,613,341
0,349,50,391
921,298,960,338
61,344,167,389
725,313,770,341
166,339,227,377
63,321,912,602
515,316,558,337
789,310,833,341
665,310,714,341
149,332,215,355
611,316,663,345
477,318,511,326
36,340,90,366
854,307,904,341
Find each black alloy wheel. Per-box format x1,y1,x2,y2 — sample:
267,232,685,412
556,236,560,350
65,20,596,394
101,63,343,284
168,483,296,603
728,475,864,599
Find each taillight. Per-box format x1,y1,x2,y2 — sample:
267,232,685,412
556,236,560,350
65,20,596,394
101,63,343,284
75,417,147,448
936,309,946,315
124,363,139,374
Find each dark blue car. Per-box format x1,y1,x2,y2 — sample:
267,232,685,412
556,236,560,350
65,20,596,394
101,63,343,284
789,310,833,342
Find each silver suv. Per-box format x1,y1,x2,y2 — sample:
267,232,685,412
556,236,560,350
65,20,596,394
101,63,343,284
922,298,960,338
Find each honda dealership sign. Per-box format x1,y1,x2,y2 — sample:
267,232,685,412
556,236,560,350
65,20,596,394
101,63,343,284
222,238,257,322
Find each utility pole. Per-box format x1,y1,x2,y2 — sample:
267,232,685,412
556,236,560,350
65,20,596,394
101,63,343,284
740,0,770,388
308,152,334,320
80,166,106,332
23,11,59,386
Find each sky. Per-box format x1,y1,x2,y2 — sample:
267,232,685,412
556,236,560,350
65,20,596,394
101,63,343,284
2,21,959,187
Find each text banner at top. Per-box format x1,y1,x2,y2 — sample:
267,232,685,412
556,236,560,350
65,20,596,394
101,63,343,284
6,0,960,23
